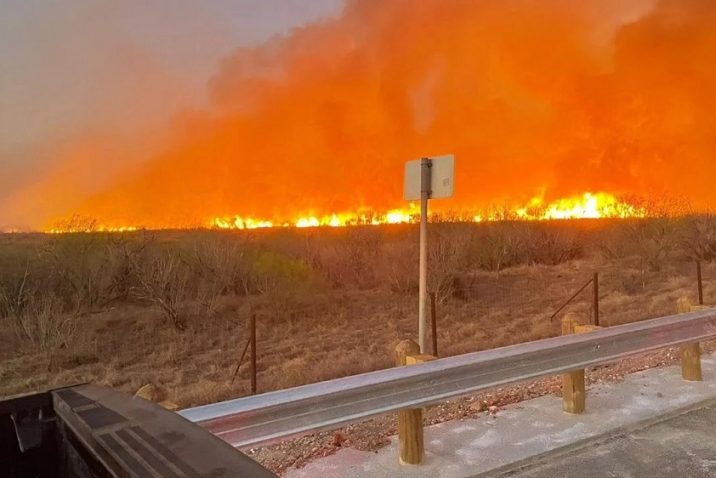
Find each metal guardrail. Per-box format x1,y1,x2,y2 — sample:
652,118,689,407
180,308,716,449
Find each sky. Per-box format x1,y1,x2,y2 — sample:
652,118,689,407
0,0,344,224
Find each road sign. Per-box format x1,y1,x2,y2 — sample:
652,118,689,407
404,154,454,200
404,154,455,353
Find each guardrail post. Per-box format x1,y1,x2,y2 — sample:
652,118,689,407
395,340,428,465
678,298,703,381
562,314,585,414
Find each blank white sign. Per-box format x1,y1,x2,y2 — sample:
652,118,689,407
404,154,455,200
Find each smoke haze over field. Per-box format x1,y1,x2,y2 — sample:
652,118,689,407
0,0,342,229
2,0,716,230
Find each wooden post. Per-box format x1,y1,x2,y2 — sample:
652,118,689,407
677,298,702,382
697,262,704,306
593,272,600,326
562,314,585,414
681,343,702,382
430,292,438,357
230,337,251,385
250,314,257,394
395,340,424,465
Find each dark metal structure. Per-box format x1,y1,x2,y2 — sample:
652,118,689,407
1,384,277,477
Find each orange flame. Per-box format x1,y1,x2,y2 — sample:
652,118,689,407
208,192,644,230
42,192,645,233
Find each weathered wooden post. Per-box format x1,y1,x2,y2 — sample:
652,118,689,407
561,314,585,414
394,340,437,465
678,297,703,382
395,340,423,464
697,262,704,306
593,272,600,326
250,314,257,394
430,292,438,357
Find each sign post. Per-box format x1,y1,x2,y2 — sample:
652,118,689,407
404,154,454,352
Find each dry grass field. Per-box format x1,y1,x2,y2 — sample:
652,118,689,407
1,217,715,408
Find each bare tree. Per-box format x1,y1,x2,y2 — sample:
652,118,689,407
378,239,418,294
0,261,29,320
103,232,153,304
131,253,188,330
622,217,679,287
428,225,471,303
681,214,716,263
521,225,582,266
470,223,525,274
190,234,251,314
39,232,109,314
1,267,82,369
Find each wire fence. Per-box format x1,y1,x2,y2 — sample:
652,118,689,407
433,259,715,357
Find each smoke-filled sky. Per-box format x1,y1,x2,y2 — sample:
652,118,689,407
2,0,716,230
0,0,342,229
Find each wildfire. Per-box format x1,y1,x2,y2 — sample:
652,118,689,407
523,192,644,221
40,192,646,233
211,205,419,230
46,225,139,234
3,1,716,234
207,192,644,231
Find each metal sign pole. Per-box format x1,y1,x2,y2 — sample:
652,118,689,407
404,154,452,353
418,158,432,352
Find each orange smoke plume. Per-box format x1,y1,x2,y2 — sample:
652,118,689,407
8,0,716,231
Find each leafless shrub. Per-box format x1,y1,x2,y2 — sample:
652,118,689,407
251,251,314,296
522,226,583,265
596,227,629,261
428,225,471,303
308,228,383,288
628,218,678,276
468,223,525,273
0,261,30,320
103,232,154,303
680,215,716,262
11,295,78,351
599,218,680,287
39,233,110,313
189,235,253,314
377,239,418,294
131,252,189,330
1,275,83,369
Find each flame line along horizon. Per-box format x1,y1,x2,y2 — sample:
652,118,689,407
41,192,650,233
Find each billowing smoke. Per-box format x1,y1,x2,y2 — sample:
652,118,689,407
5,0,716,229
